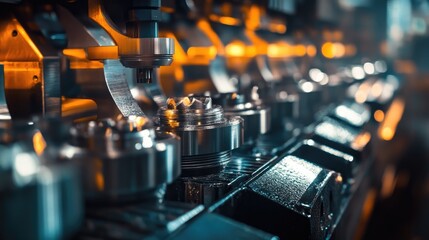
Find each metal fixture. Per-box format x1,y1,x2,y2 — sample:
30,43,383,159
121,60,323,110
0,8,61,119
156,96,243,176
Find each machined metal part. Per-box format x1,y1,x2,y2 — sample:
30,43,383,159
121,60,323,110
212,92,271,144
0,119,83,240
310,116,372,159
62,116,180,202
57,6,163,119
291,101,376,239
256,118,300,156
167,154,277,206
212,155,343,239
269,90,300,131
156,96,243,176
329,100,371,128
154,131,182,184
159,14,237,96
209,57,238,94
290,139,357,182
103,60,147,117
166,172,241,206
296,83,324,124
0,12,61,119
294,100,375,240
310,100,373,160
61,98,98,122
88,0,174,83
292,100,372,184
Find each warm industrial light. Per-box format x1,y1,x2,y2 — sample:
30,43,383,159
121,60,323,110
209,14,241,26
174,67,184,82
333,43,345,58
69,60,104,69
32,131,46,156
332,30,343,41
345,44,357,56
225,41,255,58
226,41,246,57
321,42,346,58
352,132,371,150
245,30,268,55
374,110,385,122
322,42,335,59
354,81,372,103
95,167,105,190
267,42,292,58
63,48,87,59
293,44,307,57
197,20,225,56
245,5,261,30
371,81,384,99
380,127,394,141
187,46,218,60
306,45,317,57
268,23,287,34
378,98,405,141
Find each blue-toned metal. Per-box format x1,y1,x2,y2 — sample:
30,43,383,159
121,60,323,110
211,155,343,239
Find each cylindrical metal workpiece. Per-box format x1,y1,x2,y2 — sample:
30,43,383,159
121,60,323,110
63,116,180,203
212,92,271,144
156,96,244,176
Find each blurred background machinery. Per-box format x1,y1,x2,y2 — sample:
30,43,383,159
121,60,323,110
1,0,428,239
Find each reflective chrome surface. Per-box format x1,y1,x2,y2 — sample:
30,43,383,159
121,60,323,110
88,0,174,81
62,116,180,202
156,96,243,176
212,92,271,144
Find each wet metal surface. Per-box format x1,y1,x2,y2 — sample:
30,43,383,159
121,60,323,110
314,117,359,146
290,140,357,181
249,156,323,204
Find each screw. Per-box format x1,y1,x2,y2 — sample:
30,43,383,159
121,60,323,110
32,75,39,84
